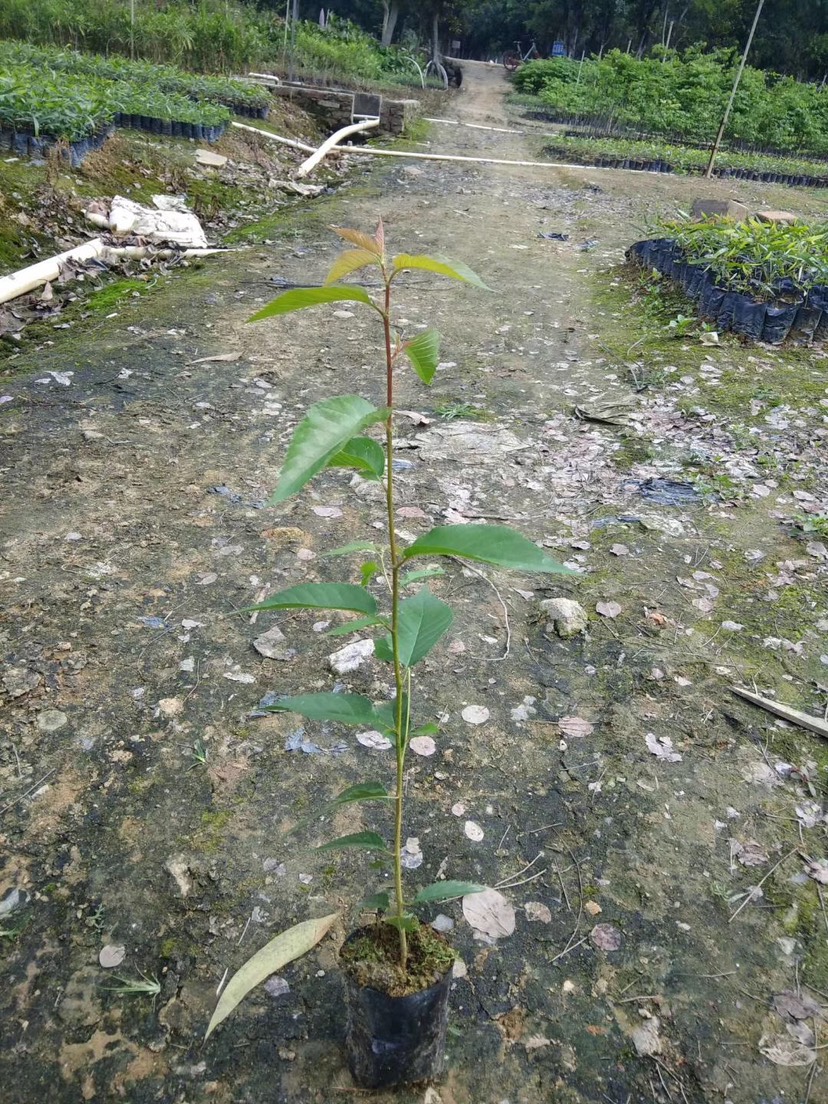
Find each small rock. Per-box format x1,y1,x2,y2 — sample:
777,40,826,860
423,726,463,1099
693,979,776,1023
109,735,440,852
431,914,454,933
632,1016,662,1057
755,210,798,225
464,820,484,842
2,667,41,698
37,709,68,733
195,148,228,168
253,625,294,661
0,888,26,917
328,639,374,674
584,900,602,917
540,598,588,638
157,697,184,717
264,977,290,998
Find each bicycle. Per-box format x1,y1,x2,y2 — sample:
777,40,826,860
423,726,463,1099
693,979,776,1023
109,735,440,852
503,40,539,72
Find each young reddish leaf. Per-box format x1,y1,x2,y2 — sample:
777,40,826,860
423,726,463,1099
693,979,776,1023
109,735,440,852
248,285,374,323
324,249,379,286
403,328,441,385
332,226,382,256
392,254,490,290
270,395,389,503
374,218,385,254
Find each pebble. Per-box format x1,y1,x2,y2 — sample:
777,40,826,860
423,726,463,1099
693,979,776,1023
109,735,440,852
540,597,588,638
254,625,294,661
464,820,484,841
431,914,454,933
37,709,68,733
328,639,374,674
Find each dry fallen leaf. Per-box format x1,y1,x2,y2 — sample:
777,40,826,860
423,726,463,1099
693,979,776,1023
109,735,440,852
773,991,825,1022
645,732,682,762
462,888,516,940
596,600,622,619
758,1032,816,1067
410,736,437,757
461,705,490,725
590,923,622,951
557,716,594,739
189,352,242,364
99,944,126,969
732,839,769,868
632,1016,662,1057
525,901,552,923
804,855,828,885
356,730,392,751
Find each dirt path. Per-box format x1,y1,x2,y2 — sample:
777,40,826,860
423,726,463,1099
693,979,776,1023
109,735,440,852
1,63,827,1104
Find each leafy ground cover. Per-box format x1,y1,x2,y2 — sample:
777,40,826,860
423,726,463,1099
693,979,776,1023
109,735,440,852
542,135,828,188
0,0,429,89
515,48,828,158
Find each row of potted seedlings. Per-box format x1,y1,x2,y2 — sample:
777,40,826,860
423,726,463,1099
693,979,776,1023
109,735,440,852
628,237,828,344
0,39,272,119
544,137,828,189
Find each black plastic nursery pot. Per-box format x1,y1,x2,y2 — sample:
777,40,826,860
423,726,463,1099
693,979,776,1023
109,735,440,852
341,928,453,1089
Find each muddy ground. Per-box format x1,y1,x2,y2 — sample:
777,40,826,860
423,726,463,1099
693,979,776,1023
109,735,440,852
1,62,828,1104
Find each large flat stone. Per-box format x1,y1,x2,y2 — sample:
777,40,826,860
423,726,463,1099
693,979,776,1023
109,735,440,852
755,210,798,224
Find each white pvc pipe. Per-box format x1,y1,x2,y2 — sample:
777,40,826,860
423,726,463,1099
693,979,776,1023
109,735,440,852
231,120,315,153
0,239,104,307
232,119,660,177
295,117,380,178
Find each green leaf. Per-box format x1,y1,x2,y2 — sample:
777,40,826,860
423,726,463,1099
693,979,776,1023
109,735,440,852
374,637,393,663
401,568,446,587
359,892,390,912
265,693,380,727
325,615,386,637
248,286,374,323
317,831,388,853
403,328,441,385
392,254,490,291
375,696,409,737
247,583,377,616
328,436,385,480
204,913,338,1040
411,722,440,737
270,396,389,504
323,541,377,558
329,782,390,809
413,881,487,905
360,561,379,587
324,248,380,285
402,524,576,574
384,913,419,932
394,586,453,667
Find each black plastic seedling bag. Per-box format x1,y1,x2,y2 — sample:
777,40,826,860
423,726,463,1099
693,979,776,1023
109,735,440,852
762,304,799,344
788,305,821,344
731,294,766,338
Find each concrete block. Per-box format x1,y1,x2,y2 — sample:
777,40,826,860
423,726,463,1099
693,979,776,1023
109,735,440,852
691,198,749,221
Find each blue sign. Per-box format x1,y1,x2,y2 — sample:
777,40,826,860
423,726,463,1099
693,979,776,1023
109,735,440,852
551,41,566,58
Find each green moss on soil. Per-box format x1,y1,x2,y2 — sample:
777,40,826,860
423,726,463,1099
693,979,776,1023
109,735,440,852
340,921,455,997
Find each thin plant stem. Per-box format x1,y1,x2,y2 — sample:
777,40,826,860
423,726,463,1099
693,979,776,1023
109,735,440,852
381,269,408,972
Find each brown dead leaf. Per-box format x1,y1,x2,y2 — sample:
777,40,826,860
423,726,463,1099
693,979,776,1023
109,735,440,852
595,601,622,619
557,716,594,739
